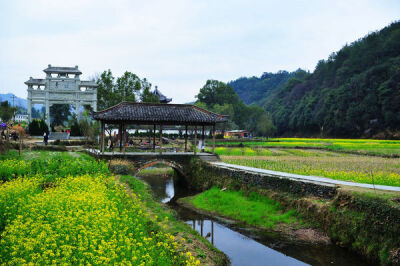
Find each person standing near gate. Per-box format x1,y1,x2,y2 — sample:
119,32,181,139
43,132,48,145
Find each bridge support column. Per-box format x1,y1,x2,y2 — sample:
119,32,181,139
101,121,105,154
184,125,188,152
194,126,197,155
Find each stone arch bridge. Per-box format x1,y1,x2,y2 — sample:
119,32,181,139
87,150,219,178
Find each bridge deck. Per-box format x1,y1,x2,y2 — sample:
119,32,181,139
86,149,215,158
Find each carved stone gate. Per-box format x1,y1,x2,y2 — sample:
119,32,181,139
25,65,98,128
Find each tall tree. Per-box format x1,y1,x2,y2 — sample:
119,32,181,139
97,70,117,110
197,80,240,108
96,70,160,109
50,104,71,127
0,101,17,123
196,80,275,136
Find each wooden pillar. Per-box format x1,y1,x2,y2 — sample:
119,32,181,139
184,125,188,152
119,123,123,152
212,124,216,154
202,125,205,152
101,121,105,154
122,123,126,155
211,221,214,245
159,124,163,154
194,125,197,155
153,124,156,152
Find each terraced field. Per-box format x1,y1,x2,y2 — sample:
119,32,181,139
208,143,400,187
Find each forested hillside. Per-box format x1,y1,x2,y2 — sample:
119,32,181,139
231,21,400,138
229,71,297,106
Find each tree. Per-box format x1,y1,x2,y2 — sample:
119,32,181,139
0,101,17,123
50,104,71,127
28,119,48,136
115,72,142,102
96,70,160,109
141,86,160,103
97,70,117,110
196,80,240,108
195,80,275,136
255,113,276,137
69,114,82,136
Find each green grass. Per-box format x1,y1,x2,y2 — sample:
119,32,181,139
188,187,298,229
0,152,109,182
138,167,175,176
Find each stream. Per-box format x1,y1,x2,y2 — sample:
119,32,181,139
137,169,370,266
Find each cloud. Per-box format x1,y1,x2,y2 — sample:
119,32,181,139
0,0,399,103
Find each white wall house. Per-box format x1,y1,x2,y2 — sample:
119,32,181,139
15,114,28,122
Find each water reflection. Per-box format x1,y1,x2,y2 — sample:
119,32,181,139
162,178,175,203
137,168,370,266
188,219,307,266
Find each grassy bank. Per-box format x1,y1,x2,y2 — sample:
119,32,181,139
119,175,228,265
0,151,201,265
184,187,300,230
138,167,175,176
184,158,400,265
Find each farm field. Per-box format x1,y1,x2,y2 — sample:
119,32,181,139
212,146,400,187
213,138,400,157
0,151,199,265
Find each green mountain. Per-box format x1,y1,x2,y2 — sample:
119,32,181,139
230,21,400,138
229,70,297,106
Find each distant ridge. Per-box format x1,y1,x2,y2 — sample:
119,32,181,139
0,93,27,109
229,21,400,138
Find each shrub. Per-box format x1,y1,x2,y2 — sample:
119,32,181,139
108,159,133,175
28,119,49,136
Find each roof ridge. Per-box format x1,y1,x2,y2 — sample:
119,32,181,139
92,101,227,124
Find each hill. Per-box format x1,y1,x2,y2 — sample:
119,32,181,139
0,93,27,109
229,70,298,106
230,21,400,138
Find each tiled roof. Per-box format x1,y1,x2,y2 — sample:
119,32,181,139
80,81,98,87
153,88,172,103
92,102,227,125
25,78,46,85
43,65,82,74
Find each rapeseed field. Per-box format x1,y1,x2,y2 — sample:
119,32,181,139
0,153,199,265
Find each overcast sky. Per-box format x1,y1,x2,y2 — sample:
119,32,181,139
0,0,399,104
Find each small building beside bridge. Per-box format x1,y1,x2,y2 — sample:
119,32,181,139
224,130,250,138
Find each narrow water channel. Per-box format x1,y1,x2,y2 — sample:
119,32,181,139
137,168,370,266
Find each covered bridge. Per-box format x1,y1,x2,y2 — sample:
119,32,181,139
92,102,227,154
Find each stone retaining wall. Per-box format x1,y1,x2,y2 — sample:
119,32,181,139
185,158,337,199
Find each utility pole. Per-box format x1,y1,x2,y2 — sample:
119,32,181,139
12,94,16,123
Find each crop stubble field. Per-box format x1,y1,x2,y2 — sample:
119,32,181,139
210,138,400,187
0,151,199,265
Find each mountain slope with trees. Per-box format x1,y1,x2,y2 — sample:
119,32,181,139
228,70,298,106
195,80,275,136
230,21,400,138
